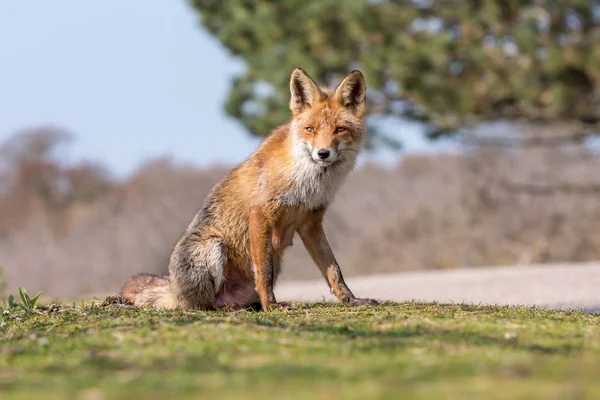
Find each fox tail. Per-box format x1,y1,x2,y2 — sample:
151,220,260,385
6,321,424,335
120,273,177,309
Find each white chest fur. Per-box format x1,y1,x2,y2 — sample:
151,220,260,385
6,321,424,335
279,138,356,210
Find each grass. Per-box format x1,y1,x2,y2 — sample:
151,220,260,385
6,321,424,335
1,301,599,400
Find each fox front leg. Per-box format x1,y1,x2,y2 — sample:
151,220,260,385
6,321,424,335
249,206,292,311
298,210,379,307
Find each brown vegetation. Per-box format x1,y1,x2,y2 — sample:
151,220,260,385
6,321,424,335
2,127,600,298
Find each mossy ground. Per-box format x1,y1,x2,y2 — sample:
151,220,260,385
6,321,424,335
1,300,599,400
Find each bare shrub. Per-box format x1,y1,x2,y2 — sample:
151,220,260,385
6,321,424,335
2,128,600,298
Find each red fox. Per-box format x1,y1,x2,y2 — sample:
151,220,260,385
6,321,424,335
120,68,379,311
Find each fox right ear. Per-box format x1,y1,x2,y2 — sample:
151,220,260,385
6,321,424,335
335,70,366,117
289,68,322,115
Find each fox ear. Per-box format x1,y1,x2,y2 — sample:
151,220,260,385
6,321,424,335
335,70,366,116
290,68,322,115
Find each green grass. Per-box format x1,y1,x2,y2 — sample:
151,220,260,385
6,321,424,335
1,301,599,400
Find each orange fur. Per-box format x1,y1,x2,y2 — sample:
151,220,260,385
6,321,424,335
120,68,379,310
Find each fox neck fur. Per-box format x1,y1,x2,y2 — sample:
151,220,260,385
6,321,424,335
250,123,361,212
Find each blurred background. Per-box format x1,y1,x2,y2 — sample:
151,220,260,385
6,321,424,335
1,0,600,299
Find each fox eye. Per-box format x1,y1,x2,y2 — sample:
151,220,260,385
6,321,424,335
334,127,347,133
305,127,314,133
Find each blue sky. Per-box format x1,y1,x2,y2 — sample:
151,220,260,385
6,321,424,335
0,1,435,177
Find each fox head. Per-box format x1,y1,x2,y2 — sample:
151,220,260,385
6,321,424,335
289,68,366,167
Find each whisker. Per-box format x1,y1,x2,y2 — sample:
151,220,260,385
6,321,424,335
340,148,359,155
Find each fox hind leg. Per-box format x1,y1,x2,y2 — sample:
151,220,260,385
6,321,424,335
169,233,227,310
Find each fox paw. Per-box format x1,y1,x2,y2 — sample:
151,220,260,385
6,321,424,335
347,298,379,307
266,301,295,311
220,303,252,312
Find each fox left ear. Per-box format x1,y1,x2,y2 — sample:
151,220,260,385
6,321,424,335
290,68,322,116
335,70,366,117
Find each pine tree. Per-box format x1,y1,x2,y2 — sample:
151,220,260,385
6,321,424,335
189,0,600,145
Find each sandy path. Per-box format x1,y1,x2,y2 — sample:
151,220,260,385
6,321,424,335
275,262,600,313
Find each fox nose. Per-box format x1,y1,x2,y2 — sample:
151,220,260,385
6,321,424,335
317,149,330,160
